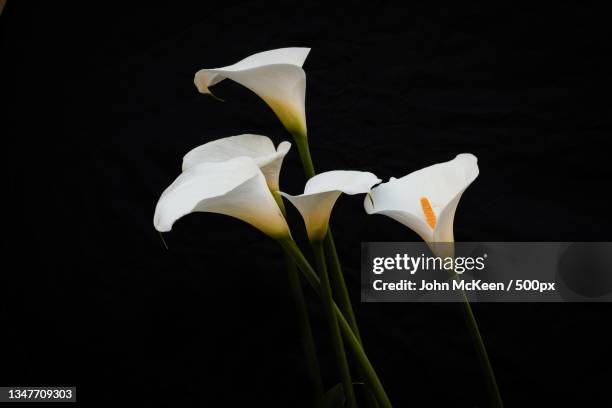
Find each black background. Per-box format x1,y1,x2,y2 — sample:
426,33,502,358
1,2,610,407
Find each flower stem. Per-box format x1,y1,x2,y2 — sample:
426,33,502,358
324,231,363,344
325,232,378,407
279,238,392,408
447,265,502,407
292,131,374,405
293,132,316,179
459,287,503,407
292,131,364,343
272,192,324,401
313,240,358,408
286,252,325,401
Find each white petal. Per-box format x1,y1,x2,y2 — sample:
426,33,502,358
182,134,291,190
154,157,289,238
303,170,382,195
364,202,434,242
364,154,479,243
281,190,342,241
282,171,380,241
194,48,310,136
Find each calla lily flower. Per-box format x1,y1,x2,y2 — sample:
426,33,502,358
364,154,479,245
281,171,381,242
154,156,290,239
194,48,310,137
182,134,291,191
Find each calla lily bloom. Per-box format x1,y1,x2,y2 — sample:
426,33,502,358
364,154,479,245
182,134,291,191
281,171,381,242
154,156,290,239
194,48,310,137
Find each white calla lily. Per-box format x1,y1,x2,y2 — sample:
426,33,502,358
194,47,310,137
365,153,501,403
182,134,291,191
154,156,290,239
364,154,479,245
281,171,381,242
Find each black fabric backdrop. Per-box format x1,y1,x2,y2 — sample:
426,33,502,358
1,2,610,407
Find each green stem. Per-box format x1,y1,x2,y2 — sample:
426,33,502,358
457,282,503,407
279,238,392,408
292,131,374,405
286,253,325,401
273,192,324,401
326,233,379,408
313,240,358,408
325,233,378,408
324,231,363,345
292,132,316,179
447,265,502,407
292,131,364,344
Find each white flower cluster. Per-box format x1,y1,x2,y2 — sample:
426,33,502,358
154,48,479,248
